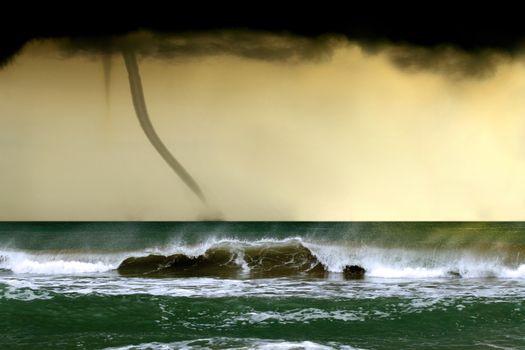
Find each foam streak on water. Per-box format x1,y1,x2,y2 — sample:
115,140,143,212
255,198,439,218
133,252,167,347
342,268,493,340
1,222,525,349
1,274,525,300
103,338,365,350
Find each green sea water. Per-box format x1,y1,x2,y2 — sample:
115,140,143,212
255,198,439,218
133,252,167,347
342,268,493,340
1,222,525,349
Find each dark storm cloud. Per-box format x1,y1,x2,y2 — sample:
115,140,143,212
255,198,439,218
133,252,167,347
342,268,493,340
383,45,508,79
3,5,525,68
52,30,514,79
57,31,341,63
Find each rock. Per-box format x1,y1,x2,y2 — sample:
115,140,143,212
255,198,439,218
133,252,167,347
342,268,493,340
117,254,169,275
117,244,329,278
243,244,327,278
343,265,365,279
117,252,240,277
447,270,462,277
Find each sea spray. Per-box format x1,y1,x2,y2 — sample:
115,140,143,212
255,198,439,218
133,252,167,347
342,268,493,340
1,237,525,278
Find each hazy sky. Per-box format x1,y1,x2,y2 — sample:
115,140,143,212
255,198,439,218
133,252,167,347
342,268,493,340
2,33,525,220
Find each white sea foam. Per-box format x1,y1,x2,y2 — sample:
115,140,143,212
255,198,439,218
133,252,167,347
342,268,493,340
302,240,525,279
2,274,525,301
366,266,446,278
0,251,116,274
1,237,525,279
0,285,52,301
146,237,525,280
10,259,113,274
157,236,306,257
233,308,364,324
102,337,365,350
501,264,525,278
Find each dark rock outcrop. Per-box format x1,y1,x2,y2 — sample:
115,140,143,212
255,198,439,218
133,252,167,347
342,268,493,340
243,244,326,278
343,265,366,279
117,244,328,278
117,251,239,278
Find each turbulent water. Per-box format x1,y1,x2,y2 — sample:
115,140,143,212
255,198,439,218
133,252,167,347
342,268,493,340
1,222,525,349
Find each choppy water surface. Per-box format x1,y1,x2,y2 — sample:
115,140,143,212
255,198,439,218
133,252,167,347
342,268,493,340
2,222,525,349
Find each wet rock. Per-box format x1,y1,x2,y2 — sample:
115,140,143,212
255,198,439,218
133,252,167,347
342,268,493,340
117,252,239,277
447,270,462,277
244,244,327,278
117,243,329,278
343,265,366,279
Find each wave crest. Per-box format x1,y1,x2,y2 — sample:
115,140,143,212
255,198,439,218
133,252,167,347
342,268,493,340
2,237,525,279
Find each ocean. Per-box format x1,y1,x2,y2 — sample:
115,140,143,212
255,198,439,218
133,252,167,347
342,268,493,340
1,222,524,349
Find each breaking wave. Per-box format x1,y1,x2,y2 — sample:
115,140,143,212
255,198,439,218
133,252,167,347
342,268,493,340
1,237,525,279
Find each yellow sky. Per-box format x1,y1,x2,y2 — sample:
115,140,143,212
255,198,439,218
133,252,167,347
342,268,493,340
1,36,525,220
